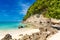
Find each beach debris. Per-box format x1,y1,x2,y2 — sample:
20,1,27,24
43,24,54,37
1,34,12,40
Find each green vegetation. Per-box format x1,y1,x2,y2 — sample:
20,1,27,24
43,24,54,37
23,0,60,21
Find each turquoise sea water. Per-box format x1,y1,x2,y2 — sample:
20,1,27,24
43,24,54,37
0,22,20,30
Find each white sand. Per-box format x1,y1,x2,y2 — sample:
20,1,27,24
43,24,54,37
0,28,40,40
47,31,60,40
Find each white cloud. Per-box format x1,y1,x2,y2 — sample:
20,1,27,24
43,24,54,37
20,3,30,15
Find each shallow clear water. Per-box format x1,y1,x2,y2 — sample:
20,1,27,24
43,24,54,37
0,22,20,30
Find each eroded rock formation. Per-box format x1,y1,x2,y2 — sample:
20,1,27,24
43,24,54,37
1,34,12,40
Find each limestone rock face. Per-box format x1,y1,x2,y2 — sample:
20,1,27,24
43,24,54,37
22,14,58,40
1,34,12,40
23,14,51,28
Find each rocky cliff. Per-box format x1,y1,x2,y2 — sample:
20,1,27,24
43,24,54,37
20,0,60,40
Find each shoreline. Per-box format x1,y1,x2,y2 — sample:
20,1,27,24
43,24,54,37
0,28,40,40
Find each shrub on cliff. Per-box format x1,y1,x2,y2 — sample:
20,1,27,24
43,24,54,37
23,0,60,21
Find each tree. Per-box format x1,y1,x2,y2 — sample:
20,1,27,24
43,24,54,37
23,0,60,21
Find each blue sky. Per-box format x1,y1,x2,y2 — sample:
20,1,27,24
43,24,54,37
0,0,35,22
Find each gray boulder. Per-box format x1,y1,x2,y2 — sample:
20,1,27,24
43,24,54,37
1,34,12,40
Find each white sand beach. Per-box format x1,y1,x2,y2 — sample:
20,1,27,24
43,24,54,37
47,31,60,40
0,28,59,40
0,28,40,40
